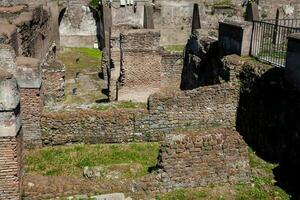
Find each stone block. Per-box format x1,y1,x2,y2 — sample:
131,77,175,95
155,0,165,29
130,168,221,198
219,20,253,56
0,69,19,111
15,57,41,89
0,110,21,137
285,33,300,91
144,5,154,29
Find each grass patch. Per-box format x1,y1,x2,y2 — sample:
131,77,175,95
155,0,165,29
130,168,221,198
164,45,185,52
157,189,208,200
235,148,290,200
25,143,159,178
58,47,102,78
91,101,147,111
58,47,107,104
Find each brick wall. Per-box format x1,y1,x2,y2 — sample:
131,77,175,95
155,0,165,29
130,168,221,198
157,129,250,189
122,51,161,88
20,88,43,148
160,51,184,88
41,82,239,145
0,131,23,199
120,30,161,88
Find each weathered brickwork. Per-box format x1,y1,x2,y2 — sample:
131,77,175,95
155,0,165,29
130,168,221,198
121,30,161,88
160,52,184,88
0,131,24,200
42,61,65,105
20,88,43,148
41,82,239,145
123,51,161,88
157,129,250,189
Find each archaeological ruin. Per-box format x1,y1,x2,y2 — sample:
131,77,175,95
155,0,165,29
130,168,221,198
0,0,300,199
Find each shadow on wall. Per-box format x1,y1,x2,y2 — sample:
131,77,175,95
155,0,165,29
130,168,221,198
180,34,229,90
90,5,104,50
236,66,300,199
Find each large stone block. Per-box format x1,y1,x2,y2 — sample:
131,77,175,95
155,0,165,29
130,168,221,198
219,20,252,56
15,57,41,89
0,69,19,111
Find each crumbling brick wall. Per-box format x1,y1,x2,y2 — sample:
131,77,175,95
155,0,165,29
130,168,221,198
41,82,239,145
157,129,250,189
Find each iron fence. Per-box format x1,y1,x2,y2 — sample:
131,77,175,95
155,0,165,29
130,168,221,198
251,19,300,67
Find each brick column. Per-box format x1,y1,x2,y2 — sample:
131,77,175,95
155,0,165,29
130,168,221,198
16,57,43,148
0,69,23,199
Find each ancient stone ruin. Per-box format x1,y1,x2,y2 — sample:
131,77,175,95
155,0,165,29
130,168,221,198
0,0,300,199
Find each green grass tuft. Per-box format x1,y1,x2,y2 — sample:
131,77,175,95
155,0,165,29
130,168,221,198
91,101,147,111
164,45,185,52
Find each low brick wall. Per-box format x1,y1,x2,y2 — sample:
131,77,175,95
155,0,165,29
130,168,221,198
157,129,250,189
41,109,163,145
41,82,239,146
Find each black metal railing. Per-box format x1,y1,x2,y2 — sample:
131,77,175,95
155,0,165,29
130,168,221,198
251,19,300,67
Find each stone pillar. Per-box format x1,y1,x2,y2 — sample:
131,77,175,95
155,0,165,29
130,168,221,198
16,57,43,148
143,5,154,29
191,3,201,33
285,33,300,91
245,2,259,21
219,20,253,56
0,69,23,199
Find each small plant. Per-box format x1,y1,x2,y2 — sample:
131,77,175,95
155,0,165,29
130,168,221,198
164,45,185,52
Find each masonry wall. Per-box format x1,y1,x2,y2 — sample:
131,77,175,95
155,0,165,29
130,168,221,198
121,30,161,88
0,131,23,199
41,82,239,145
20,88,43,148
160,51,184,88
157,129,250,189
42,63,65,105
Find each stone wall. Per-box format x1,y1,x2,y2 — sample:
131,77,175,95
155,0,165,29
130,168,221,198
0,70,23,200
222,55,300,197
157,129,250,189
0,4,59,148
41,82,239,146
